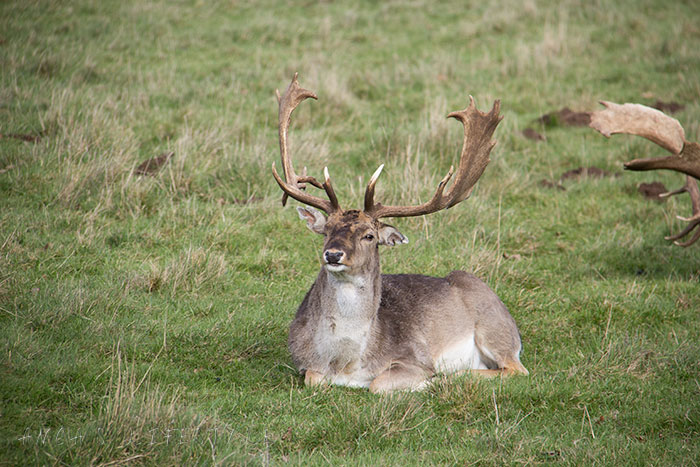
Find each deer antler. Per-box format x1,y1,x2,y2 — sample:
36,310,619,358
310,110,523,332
271,73,341,214
364,97,502,218
271,75,502,219
590,101,700,246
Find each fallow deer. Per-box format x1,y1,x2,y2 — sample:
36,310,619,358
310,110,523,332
272,74,528,393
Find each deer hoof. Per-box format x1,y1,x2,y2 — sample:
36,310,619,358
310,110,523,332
304,370,326,387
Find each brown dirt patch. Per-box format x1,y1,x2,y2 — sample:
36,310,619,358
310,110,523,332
638,181,668,200
0,133,41,143
559,166,617,181
536,108,591,127
522,128,545,141
134,152,173,176
538,179,566,191
651,101,684,114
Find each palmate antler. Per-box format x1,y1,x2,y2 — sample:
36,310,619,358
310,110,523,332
590,101,700,246
272,74,502,220
364,98,502,218
271,73,341,214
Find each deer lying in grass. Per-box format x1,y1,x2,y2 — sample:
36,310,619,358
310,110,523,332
590,101,700,246
272,74,528,393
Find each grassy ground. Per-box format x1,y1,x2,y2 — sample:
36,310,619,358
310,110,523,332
2,0,700,464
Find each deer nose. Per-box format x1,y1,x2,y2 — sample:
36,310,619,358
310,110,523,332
324,250,344,264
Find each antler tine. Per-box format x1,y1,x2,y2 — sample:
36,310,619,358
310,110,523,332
364,97,502,219
664,176,700,246
364,164,385,212
322,167,340,210
624,141,700,180
272,73,341,213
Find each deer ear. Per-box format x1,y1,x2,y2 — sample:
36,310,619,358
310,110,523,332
377,223,409,246
297,207,327,234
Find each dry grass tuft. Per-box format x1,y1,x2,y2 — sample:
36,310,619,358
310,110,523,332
162,247,226,294
127,247,227,295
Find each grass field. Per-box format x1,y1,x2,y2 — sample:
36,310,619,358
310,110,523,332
2,0,700,464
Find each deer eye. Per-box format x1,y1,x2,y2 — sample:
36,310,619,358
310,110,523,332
363,233,375,241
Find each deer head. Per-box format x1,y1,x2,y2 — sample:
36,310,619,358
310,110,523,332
271,73,502,275
590,102,700,246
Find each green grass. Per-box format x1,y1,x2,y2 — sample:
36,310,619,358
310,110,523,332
2,0,700,464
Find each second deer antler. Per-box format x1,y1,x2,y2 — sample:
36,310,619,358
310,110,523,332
590,101,700,246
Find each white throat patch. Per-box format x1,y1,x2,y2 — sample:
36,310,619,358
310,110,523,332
327,274,370,316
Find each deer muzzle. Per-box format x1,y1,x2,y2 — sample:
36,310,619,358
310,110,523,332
324,250,344,264
323,249,349,273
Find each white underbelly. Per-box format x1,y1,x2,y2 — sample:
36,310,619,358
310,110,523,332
433,334,487,373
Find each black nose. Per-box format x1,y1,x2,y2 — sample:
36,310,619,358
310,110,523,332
324,250,344,264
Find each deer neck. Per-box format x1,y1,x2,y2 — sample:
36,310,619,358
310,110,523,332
318,256,381,323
